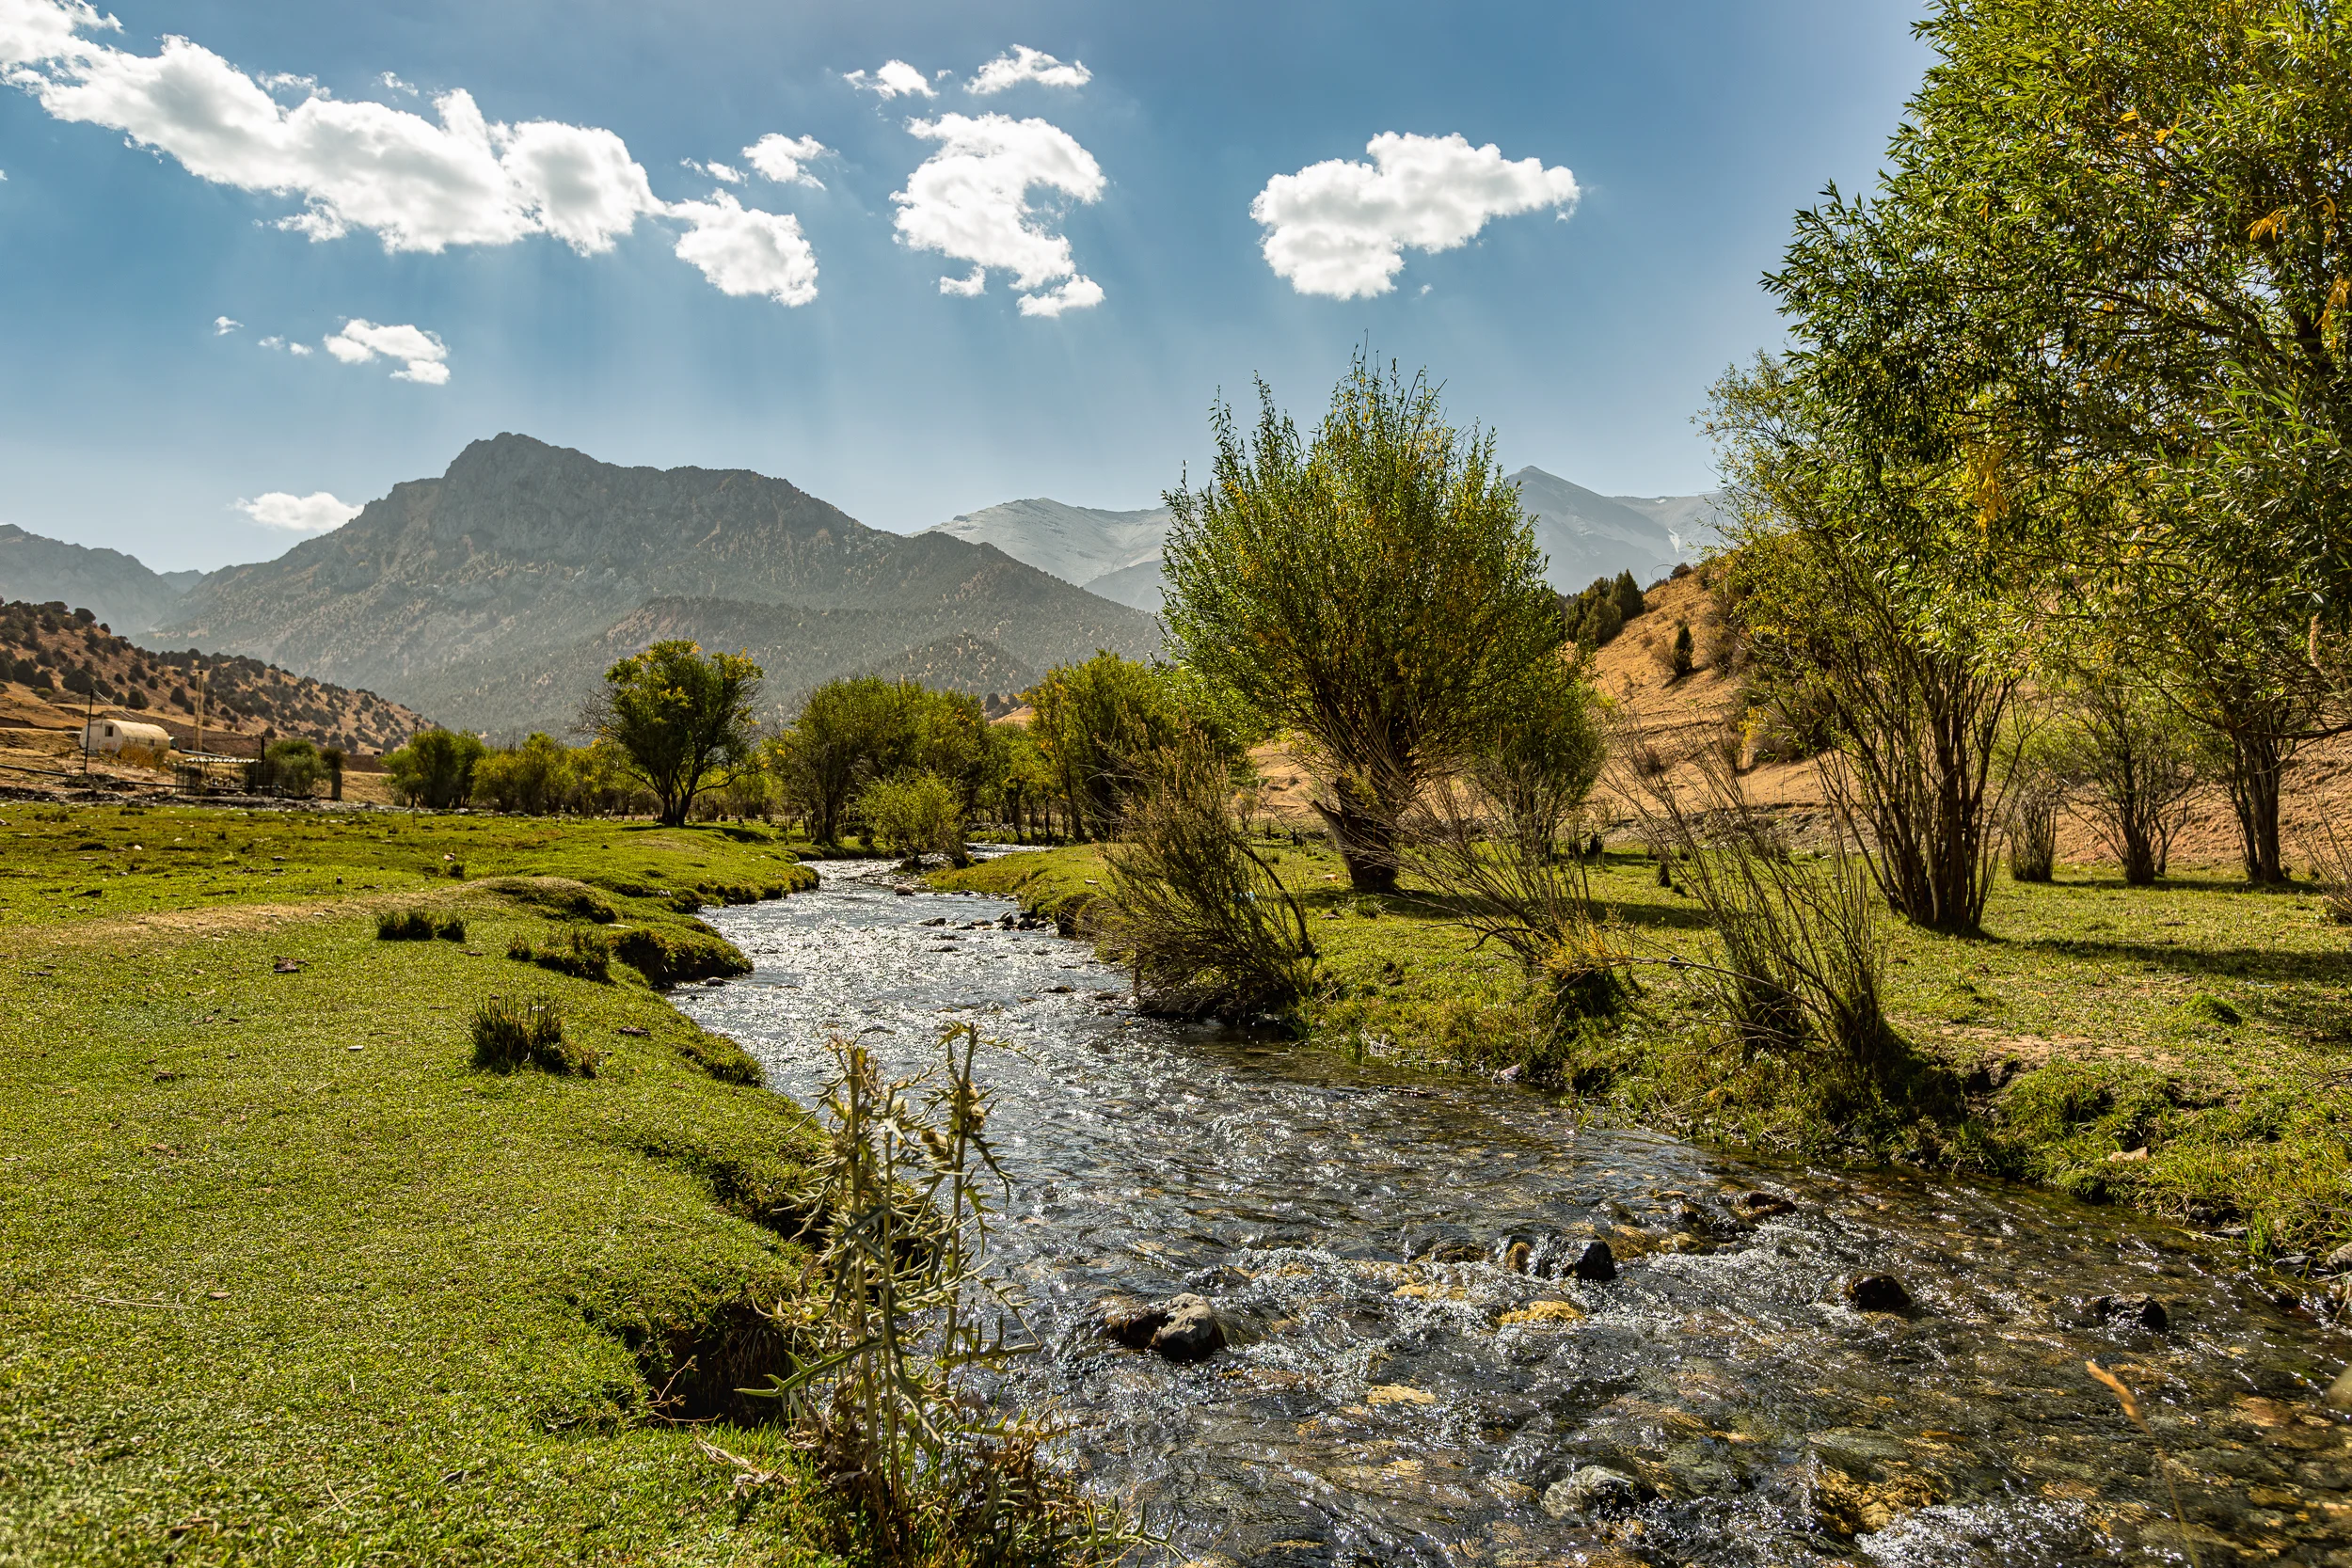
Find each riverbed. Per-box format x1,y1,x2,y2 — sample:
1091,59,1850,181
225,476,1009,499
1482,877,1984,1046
675,857,2350,1567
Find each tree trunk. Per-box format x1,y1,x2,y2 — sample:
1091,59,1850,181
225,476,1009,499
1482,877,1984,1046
1313,775,1399,895
2227,732,2286,884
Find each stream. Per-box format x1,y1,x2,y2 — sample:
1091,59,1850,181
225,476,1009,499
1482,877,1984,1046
674,856,2352,1567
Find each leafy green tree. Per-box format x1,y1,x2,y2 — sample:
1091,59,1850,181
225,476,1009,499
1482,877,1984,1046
257,738,326,797
1469,657,1605,851
780,676,913,845
854,770,967,867
385,729,487,810
1163,356,1562,892
581,641,761,827
1712,356,2027,934
470,733,575,816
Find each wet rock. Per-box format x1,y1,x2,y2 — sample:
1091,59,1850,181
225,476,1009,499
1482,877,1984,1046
1540,1465,1644,1519
1567,1240,1617,1282
1149,1293,1226,1360
2327,1363,2352,1412
1809,1465,1941,1538
1732,1189,1794,1219
1096,1292,1225,1361
2321,1243,2352,1275
893,887,914,896
1402,1224,1486,1263
1504,1241,1532,1274
1843,1275,1912,1313
2088,1292,2169,1330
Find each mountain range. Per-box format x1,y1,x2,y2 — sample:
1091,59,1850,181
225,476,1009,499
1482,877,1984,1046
923,468,1725,610
3,439,1724,739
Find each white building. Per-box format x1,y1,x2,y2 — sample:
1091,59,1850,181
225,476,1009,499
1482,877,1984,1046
82,718,172,754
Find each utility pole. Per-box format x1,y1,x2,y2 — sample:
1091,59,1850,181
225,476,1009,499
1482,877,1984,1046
81,679,96,776
193,660,206,754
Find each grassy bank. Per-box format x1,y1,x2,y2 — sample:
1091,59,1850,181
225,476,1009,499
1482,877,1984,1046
937,841,2352,1261
0,804,870,1564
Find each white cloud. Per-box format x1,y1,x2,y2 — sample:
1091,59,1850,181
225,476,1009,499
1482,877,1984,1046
683,158,742,184
0,0,112,69
213,314,240,334
288,341,311,355
257,333,282,348
1015,275,1102,317
235,490,360,532
968,45,1090,95
844,59,932,99
379,71,415,96
939,265,986,297
5,13,663,254
322,317,449,383
667,190,818,306
740,132,829,188
1250,132,1579,299
894,112,1104,315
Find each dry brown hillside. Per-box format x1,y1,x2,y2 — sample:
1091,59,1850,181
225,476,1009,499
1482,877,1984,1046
1247,568,2351,873
0,598,428,791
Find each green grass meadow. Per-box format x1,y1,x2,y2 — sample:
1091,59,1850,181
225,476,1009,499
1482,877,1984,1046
0,804,869,1565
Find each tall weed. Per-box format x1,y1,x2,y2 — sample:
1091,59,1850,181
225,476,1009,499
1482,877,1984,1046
736,1025,1148,1567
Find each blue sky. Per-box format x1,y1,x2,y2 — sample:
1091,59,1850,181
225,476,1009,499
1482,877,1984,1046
0,0,1928,571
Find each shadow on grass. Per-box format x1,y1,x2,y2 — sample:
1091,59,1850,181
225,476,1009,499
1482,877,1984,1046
2010,935,2347,988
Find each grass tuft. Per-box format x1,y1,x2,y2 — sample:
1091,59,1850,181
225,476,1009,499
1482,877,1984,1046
469,995,596,1076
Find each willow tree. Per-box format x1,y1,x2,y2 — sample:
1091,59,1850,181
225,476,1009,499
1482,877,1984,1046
1162,357,1561,894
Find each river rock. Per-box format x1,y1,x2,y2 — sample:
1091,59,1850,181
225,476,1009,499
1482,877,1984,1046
1567,1239,1617,1282
1097,1293,1225,1361
1843,1274,1912,1312
1540,1465,1643,1519
2089,1292,2169,1330
2322,1243,2352,1275
1733,1189,1795,1219
2328,1363,2352,1412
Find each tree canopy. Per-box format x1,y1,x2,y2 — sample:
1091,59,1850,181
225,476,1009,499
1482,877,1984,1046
582,641,761,827
1162,355,1563,892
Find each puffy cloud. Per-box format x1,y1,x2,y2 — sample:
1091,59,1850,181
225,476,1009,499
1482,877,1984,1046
1015,275,1103,317
843,59,932,99
0,0,110,68
968,45,1090,95
894,113,1104,315
666,190,818,306
1250,132,1579,299
288,341,311,355
683,158,742,183
740,132,829,187
5,9,662,254
213,314,240,334
323,318,450,383
938,266,986,297
235,491,360,532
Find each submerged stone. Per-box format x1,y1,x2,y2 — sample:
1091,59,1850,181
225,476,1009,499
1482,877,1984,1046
1843,1274,1911,1312
2088,1292,2169,1331
1540,1465,1643,1519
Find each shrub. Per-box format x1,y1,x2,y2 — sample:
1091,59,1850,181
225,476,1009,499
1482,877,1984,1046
2006,790,2059,883
1669,620,1695,680
469,997,596,1076
435,915,467,942
1098,736,1319,1021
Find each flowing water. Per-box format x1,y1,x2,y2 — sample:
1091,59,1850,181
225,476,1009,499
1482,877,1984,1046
675,856,2352,1567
